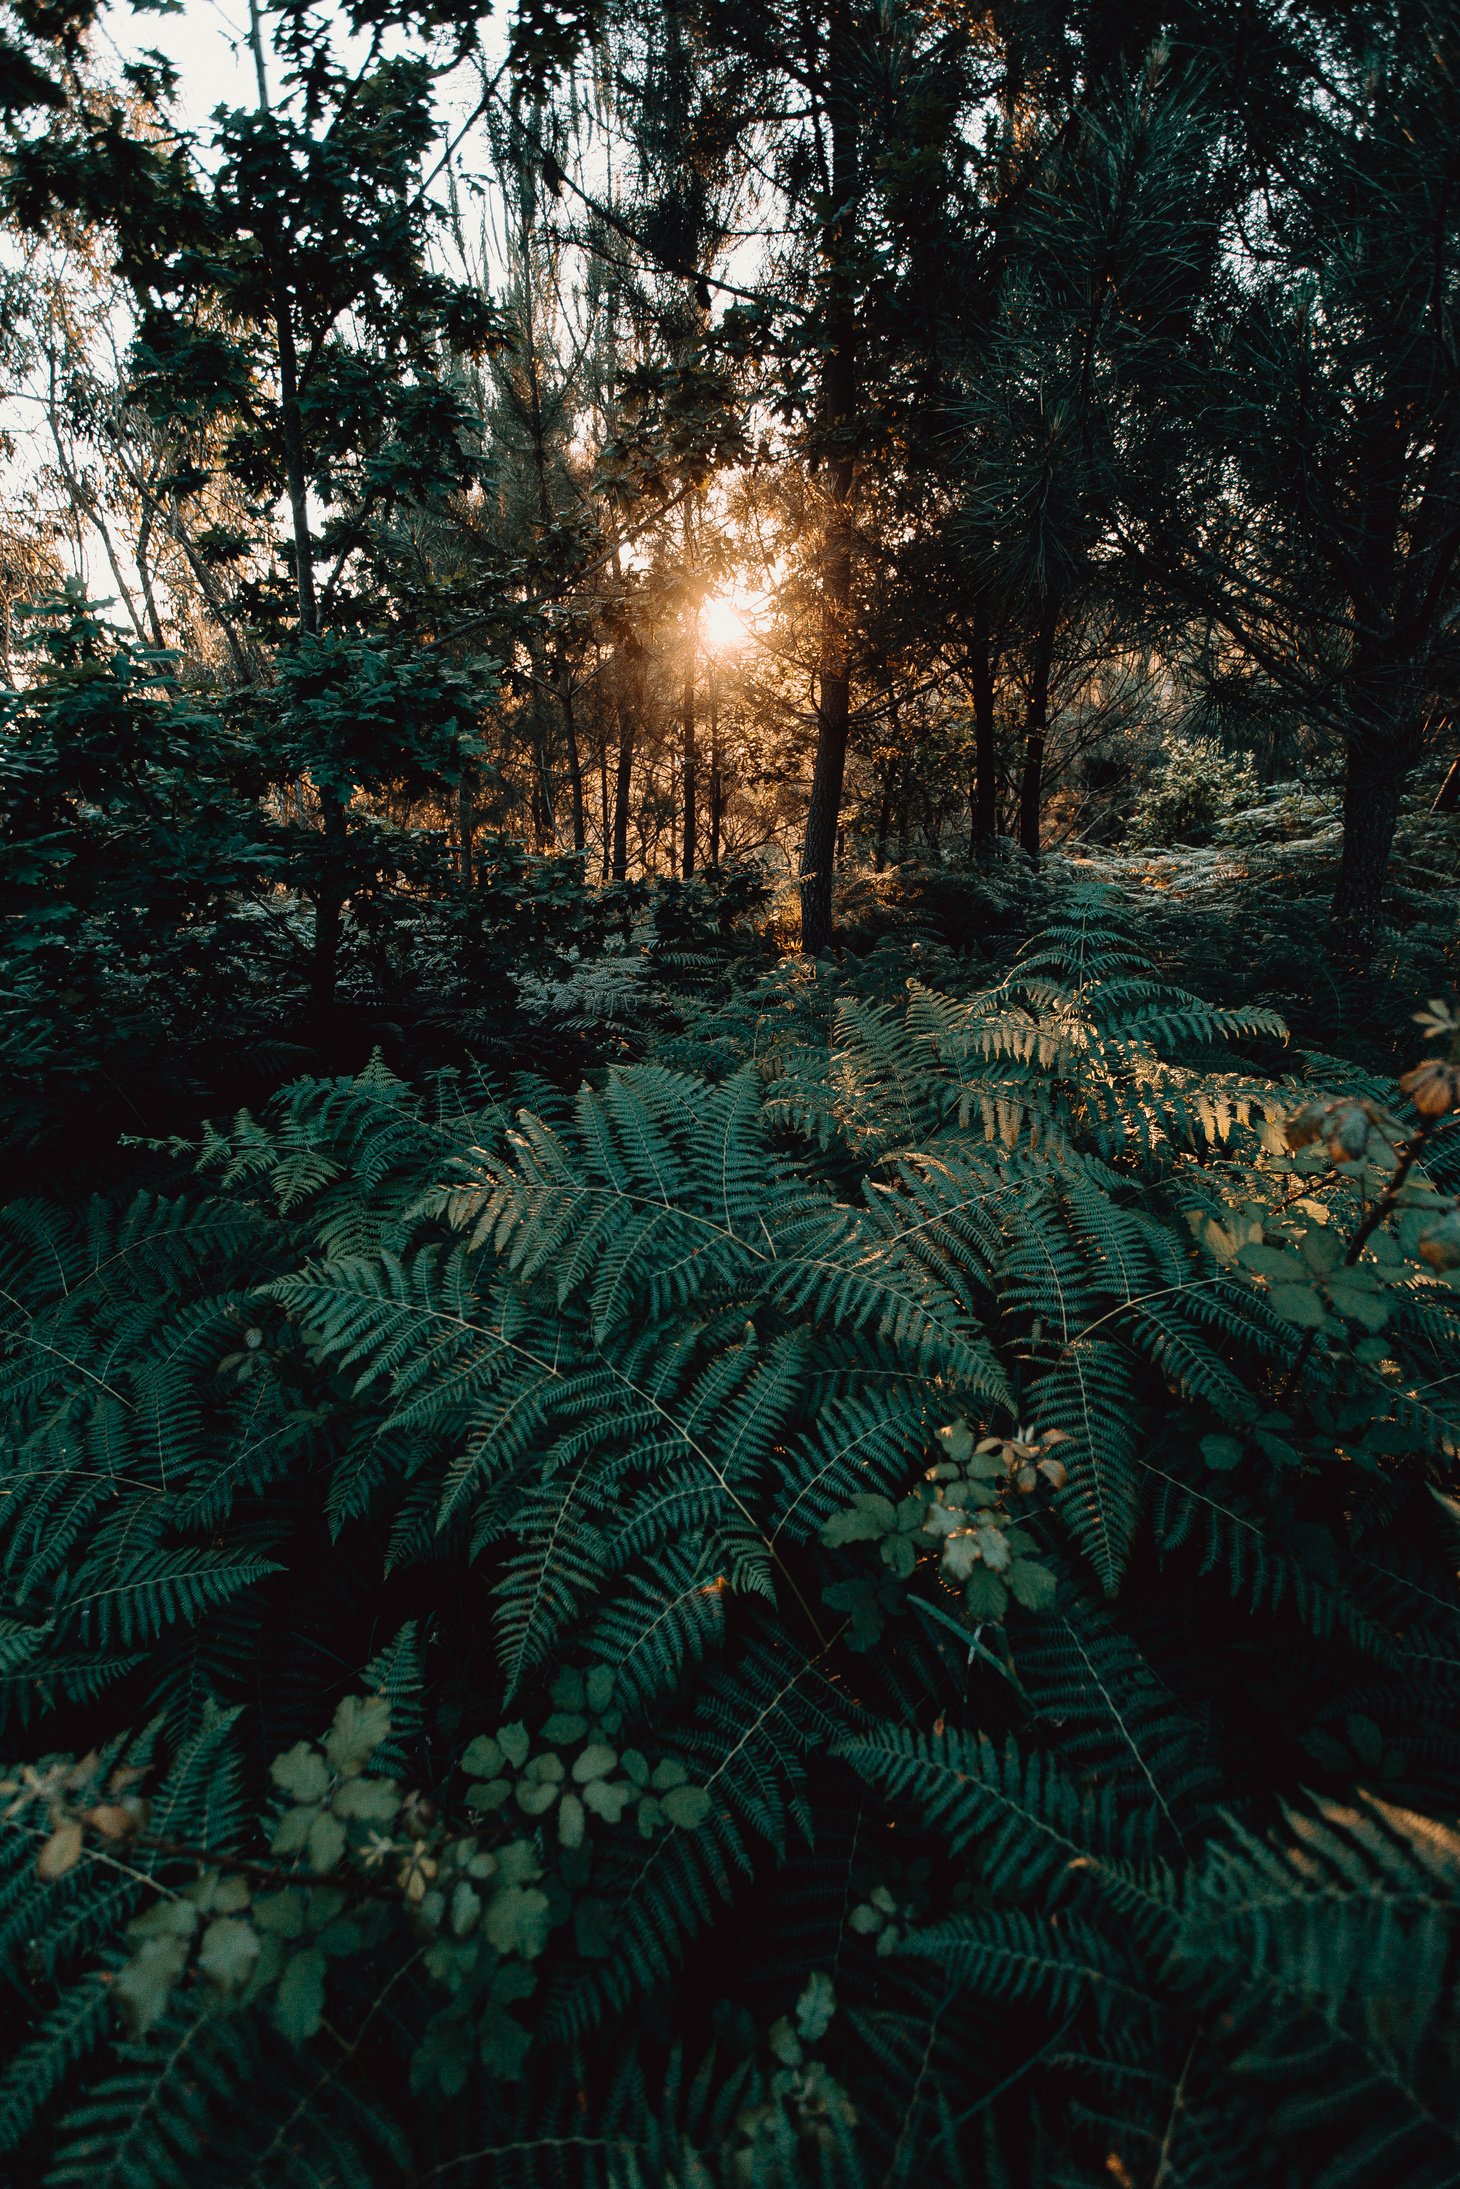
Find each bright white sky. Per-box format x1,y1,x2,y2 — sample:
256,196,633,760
101,0,510,131
103,0,255,125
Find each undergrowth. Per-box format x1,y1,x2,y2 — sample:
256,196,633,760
2,885,1460,2185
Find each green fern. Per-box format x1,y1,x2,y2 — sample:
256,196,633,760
4,884,1459,2185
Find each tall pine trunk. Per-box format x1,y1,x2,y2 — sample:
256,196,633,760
969,595,997,843
1331,741,1405,951
708,664,722,869
1018,597,1058,861
524,632,557,850
611,652,636,881
277,239,347,1025
268,166,348,1028
599,704,613,881
457,772,474,888
309,790,348,1021
1330,653,1424,954
874,759,898,871
682,638,697,878
798,2,858,956
251,0,345,1030
558,660,586,854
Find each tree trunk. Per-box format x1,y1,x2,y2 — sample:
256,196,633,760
274,259,347,1022
969,595,997,844
457,771,475,887
309,790,348,1021
1329,646,1429,951
895,766,915,858
308,809,348,1033
1018,597,1058,861
160,486,253,682
265,263,315,630
249,0,345,1026
558,660,586,853
682,634,698,878
798,1,858,956
611,658,635,881
708,664,722,869
874,759,897,872
800,615,851,950
523,633,557,849
1331,741,1406,951
135,500,165,648
599,703,613,881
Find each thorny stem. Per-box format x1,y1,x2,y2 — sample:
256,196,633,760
140,1834,404,1899
1276,1109,1451,1404
1342,1111,1445,1268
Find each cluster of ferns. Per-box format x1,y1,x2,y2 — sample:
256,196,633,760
2,887,1460,2189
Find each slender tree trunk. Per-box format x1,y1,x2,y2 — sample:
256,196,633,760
1018,597,1058,861
255,226,314,625
708,661,722,869
895,766,915,859
969,595,997,843
45,371,148,644
682,629,697,879
611,653,635,881
457,772,474,887
251,0,346,1028
798,2,859,956
135,500,165,648
274,256,346,1023
523,633,557,849
599,694,613,881
874,760,897,872
517,280,580,851
160,488,253,682
309,792,348,1019
558,661,586,853
274,347,317,636
798,458,855,949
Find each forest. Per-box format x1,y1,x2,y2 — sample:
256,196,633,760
1,0,1460,2180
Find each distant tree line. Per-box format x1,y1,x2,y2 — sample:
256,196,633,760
1,0,1456,970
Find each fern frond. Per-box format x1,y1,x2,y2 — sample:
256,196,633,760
1034,1340,1143,1595
837,1723,1157,1902
1013,1585,1220,1837
899,1905,1149,2023
0,1975,112,2154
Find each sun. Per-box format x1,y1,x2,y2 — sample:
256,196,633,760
700,593,751,652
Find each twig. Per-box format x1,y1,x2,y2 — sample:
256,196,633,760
1277,1109,1452,1403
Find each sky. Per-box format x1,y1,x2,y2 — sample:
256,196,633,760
103,0,255,126
102,0,509,131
